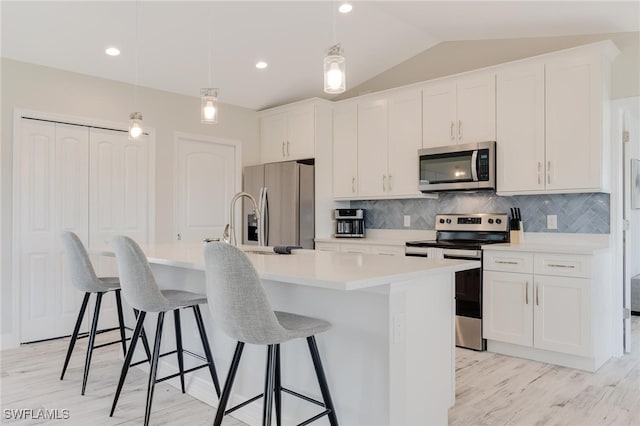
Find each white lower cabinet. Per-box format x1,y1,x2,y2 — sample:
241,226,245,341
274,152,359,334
315,241,405,256
483,249,606,370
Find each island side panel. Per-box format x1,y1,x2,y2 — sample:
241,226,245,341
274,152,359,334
389,272,455,425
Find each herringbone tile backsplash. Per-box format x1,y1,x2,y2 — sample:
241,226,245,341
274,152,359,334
351,192,610,233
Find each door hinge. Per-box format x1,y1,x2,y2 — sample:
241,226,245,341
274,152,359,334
622,130,630,143
623,308,631,320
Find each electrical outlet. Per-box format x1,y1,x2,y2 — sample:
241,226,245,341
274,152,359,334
547,215,558,230
403,215,411,227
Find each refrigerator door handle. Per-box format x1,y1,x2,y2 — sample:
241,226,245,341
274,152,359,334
260,187,269,246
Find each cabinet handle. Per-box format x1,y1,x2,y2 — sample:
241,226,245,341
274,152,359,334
450,122,455,140
458,120,463,140
537,162,542,185
548,263,576,269
382,175,387,191
388,174,392,191
525,281,529,304
547,161,551,184
287,141,290,156
495,260,519,265
536,284,540,306
352,177,356,193
282,141,285,157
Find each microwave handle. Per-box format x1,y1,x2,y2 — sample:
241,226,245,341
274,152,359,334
471,150,478,181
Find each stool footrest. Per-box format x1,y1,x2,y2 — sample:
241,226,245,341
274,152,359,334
182,349,207,362
298,409,333,426
281,387,326,408
224,394,263,415
93,337,132,349
154,363,210,384
76,326,122,339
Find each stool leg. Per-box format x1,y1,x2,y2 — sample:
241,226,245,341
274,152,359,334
110,311,147,417
173,309,186,393
60,292,90,380
114,290,127,357
81,292,103,395
262,344,277,426
213,342,244,426
307,336,338,426
192,305,221,396
274,344,282,426
134,308,153,362
144,312,165,426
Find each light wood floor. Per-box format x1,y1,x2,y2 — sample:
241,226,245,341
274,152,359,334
1,318,638,425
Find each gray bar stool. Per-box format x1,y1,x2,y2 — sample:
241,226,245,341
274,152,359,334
59,231,152,395
203,242,338,426
110,235,221,426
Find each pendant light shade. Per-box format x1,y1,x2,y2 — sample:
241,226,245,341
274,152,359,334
324,43,346,94
201,88,219,124
129,112,143,139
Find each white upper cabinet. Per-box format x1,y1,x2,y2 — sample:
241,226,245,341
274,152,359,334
332,101,358,198
357,96,388,197
497,42,618,195
545,52,605,192
497,62,546,193
259,102,315,163
422,73,495,148
387,88,423,197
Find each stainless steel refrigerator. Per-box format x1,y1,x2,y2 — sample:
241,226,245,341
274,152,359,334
242,161,315,249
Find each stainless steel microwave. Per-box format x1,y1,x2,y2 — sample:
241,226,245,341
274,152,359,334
418,141,496,192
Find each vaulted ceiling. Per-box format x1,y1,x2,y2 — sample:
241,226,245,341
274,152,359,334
2,1,638,110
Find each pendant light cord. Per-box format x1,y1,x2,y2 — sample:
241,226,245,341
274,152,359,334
208,6,213,88
134,0,139,109
332,1,336,45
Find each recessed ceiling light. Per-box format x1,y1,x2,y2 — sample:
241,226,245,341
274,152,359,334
338,3,353,13
105,47,120,56
256,61,268,70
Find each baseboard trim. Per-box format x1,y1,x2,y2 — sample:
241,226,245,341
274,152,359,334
1,333,19,350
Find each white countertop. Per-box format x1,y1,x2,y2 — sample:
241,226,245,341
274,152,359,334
315,228,436,247
91,242,479,291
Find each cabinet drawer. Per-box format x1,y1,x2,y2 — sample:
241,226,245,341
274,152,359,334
534,253,591,278
370,245,405,257
483,251,534,273
340,244,372,254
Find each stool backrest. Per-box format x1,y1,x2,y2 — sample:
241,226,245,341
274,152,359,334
111,235,172,313
204,242,288,345
60,231,106,293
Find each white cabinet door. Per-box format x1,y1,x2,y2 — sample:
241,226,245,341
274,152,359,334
534,275,591,356
545,53,603,191
456,74,496,144
483,271,534,347
387,89,422,197
175,134,238,242
357,97,388,197
260,111,287,164
287,104,315,160
19,120,89,342
332,101,358,198
422,80,457,148
496,63,545,193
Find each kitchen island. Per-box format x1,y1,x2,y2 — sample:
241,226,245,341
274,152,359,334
92,243,479,426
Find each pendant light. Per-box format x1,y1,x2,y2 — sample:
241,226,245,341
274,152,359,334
201,7,219,123
324,3,346,94
129,1,143,139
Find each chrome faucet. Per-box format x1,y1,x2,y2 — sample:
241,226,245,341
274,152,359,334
225,191,262,246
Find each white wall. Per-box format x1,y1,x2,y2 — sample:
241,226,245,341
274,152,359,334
0,59,259,340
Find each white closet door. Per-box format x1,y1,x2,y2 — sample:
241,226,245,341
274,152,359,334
175,134,238,242
89,128,149,328
19,120,89,342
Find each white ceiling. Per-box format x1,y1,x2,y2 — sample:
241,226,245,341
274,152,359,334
2,1,638,110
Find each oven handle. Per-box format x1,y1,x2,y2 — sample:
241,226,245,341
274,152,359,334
444,255,481,261
405,252,429,258
471,150,479,181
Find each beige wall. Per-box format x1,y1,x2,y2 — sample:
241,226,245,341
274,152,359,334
337,32,640,100
1,59,259,337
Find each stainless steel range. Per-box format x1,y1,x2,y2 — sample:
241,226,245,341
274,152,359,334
405,213,509,351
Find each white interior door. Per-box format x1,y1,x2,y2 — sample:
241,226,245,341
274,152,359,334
89,128,150,328
175,133,240,243
19,120,89,342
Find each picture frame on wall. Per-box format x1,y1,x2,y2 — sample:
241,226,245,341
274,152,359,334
632,159,640,209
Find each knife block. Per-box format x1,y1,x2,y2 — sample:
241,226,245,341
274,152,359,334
509,221,524,244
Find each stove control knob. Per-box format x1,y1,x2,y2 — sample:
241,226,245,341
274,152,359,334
439,218,445,224
488,218,494,224
496,218,502,224
446,218,452,224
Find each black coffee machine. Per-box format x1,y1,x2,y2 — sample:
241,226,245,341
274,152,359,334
334,209,365,238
